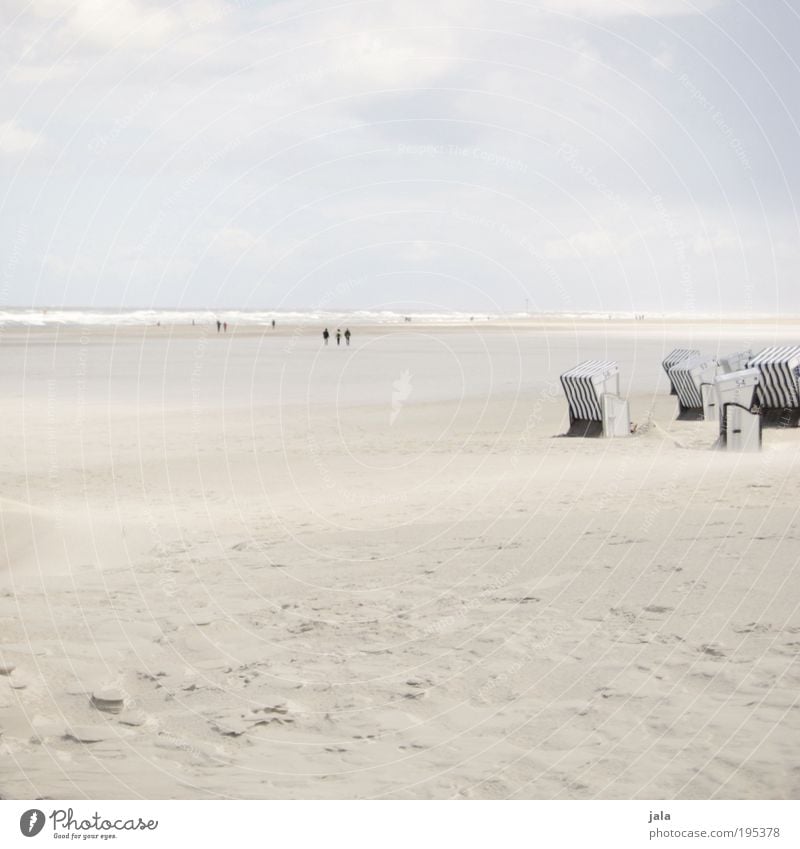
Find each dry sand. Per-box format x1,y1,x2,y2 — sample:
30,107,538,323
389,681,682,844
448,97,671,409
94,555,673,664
0,319,798,799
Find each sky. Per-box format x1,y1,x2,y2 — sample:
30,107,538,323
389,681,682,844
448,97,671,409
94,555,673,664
1,0,799,314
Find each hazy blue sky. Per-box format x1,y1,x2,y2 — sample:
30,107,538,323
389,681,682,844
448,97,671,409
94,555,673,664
2,0,798,313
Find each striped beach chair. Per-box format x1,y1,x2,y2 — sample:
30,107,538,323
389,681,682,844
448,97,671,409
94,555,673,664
746,346,800,426
713,368,762,450
662,348,700,395
560,360,629,437
668,354,718,420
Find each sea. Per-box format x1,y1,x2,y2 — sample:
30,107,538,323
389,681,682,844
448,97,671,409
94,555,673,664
0,308,779,328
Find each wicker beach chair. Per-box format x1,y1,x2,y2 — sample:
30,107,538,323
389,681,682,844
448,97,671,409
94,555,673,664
560,360,630,437
713,368,761,451
746,345,800,426
662,348,700,395
668,354,719,420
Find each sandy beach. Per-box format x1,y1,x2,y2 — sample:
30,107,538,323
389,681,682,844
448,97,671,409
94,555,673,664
1,318,798,800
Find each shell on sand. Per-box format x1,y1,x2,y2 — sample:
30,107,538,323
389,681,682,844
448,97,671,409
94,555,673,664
91,688,126,714
0,664,15,676
65,725,113,743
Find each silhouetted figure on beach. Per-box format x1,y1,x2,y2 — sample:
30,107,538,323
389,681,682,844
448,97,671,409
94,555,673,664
323,328,330,345
336,329,342,346
344,328,351,346
216,320,221,333
223,321,228,333
272,319,276,329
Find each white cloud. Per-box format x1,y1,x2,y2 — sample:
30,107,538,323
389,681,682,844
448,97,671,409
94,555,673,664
544,229,621,259
70,0,176,48
206,227,303,268
42,253,107,286
11,0,180,50
7,63,75,83
0,0,791,313
540,0,724,16
690,228,738,256
651,47,675,70
210,226,259,255
0,119,42,155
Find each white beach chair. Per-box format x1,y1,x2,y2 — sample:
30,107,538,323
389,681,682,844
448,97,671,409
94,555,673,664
702,349,751,420
668,354,719,420
713,368,762,451
718,349,753,374
662,348,700,395
746,346,800,426
560,360,630,438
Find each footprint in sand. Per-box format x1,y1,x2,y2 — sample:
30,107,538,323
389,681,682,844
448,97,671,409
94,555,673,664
733,622,772,634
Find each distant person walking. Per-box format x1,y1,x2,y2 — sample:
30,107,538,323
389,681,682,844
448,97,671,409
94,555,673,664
216,320,221,333
344,328,351,346
323,328,330,345
272,319,276,329
336,329,342,346
223,321,228,333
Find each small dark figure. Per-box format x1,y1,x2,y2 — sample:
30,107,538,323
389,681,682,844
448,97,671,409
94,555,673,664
223,321,228,333
336,329,341,346
344,328,351,346
323,328,330,345
272,319,276,329
216,320,221,333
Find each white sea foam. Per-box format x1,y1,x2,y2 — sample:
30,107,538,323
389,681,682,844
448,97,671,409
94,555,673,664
0,308,790,327
0,308,502,327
